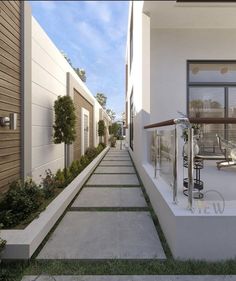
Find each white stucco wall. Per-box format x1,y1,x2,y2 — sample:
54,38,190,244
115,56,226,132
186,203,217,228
31,17,107,182
126,2,151,167
150,28,236,123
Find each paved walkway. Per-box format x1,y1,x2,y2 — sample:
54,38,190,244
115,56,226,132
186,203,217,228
37,148,166,260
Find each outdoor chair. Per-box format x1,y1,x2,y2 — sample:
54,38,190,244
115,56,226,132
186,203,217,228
216,134,236,169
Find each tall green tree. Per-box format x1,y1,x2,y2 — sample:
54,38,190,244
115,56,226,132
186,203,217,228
53,96,76,144
95,93,107,109
74,68,86,82
53,96,76,168
106,109,116,121
61,50,86,83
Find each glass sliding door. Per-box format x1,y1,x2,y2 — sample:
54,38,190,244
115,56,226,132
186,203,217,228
189,87,225,118
188,62,236,155
228,87,236,142
189,87,225,154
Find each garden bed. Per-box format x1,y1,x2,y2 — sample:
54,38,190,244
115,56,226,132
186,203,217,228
0,146,109,260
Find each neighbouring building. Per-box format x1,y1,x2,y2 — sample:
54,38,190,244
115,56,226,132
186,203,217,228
125,1,236,260
0,1,111,191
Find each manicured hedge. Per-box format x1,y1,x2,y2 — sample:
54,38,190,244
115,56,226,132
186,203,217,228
0,143,106,229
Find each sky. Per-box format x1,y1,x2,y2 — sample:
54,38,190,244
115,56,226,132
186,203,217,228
30,1,129,120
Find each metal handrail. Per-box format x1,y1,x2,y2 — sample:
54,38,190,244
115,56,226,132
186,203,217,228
144,117,236,129
146,117,236,210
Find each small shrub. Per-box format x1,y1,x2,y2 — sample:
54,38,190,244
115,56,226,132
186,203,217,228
55,169,66,188
69,160,82,178
109,136,116,147
85,147,98,161
0,179,43,228
40,169,56,199
0,236,6,253
80,155,90,167
96,143,104,153
99,142,106,149
63,167,73,185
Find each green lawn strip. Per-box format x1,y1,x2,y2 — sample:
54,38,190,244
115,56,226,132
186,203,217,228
2,259,236,281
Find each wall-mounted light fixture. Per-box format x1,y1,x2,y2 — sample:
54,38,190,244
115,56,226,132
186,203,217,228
220,67,228,75
0,113,17,130
192,66,199,75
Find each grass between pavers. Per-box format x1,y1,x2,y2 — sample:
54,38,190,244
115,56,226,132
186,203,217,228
2,259,236,281
2,149,236,280
69,207,149,212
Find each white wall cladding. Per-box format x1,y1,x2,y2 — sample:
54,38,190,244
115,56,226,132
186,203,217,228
31,17,110,183
32,17,66,182
150,28,236,123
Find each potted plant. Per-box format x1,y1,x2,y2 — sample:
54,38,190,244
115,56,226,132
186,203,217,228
182,124,201,156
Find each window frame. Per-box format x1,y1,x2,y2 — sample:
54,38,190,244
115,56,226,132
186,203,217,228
187,60,236,117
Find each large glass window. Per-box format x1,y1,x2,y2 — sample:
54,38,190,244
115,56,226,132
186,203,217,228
188,62,236,154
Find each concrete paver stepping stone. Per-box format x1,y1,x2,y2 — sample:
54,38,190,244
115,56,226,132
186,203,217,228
103,157,131,161
99,161,133,166
94,166,135,174
37,212,166,260
21,276,236,281
71,188,147,208
86,174,140,186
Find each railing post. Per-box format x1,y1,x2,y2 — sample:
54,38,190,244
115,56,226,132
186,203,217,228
188,127,194,210
173,125,178,204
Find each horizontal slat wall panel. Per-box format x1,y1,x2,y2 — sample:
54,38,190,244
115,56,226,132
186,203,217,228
0,40,21,61
0,140,20,148
0,94,20,107
0,55,20,73
0,1,22,193
0,63,20,79
1,3,20,28
0,86,21,100
2,2,20,20
0,161,20,173
0,174,20,190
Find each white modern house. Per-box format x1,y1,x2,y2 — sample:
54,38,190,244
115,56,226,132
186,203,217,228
125,1,236,260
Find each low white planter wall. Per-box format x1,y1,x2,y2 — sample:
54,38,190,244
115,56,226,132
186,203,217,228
129,149,236,261
0,147,109,260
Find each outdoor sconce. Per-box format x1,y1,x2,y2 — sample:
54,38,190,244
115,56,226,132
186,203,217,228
0,113,17,130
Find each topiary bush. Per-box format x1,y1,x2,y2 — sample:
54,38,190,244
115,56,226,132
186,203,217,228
98,120,106,137
53,96,76,145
